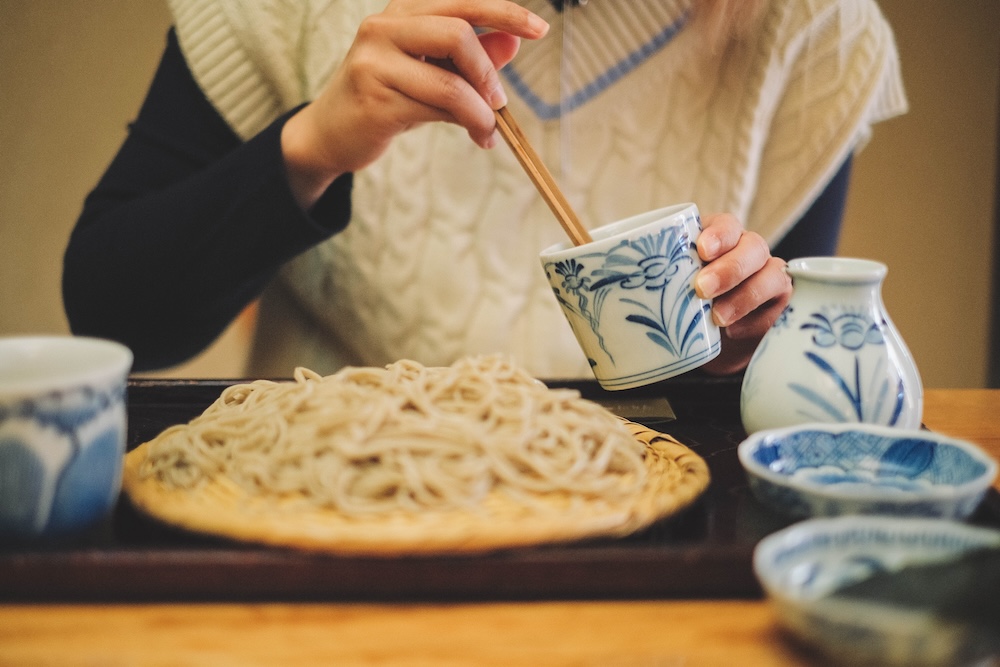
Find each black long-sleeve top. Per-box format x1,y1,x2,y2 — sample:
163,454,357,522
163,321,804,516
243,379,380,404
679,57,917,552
63,29,851,372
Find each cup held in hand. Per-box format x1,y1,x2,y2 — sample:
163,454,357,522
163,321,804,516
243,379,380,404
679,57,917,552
540,203,721,390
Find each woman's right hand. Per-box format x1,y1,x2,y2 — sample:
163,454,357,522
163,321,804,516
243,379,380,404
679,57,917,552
280,0,550,209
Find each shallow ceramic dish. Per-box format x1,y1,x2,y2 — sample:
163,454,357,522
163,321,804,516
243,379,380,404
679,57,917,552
754,516,1000,666
738,423,997,519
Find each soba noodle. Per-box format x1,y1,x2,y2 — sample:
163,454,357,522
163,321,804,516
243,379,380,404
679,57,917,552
139,356,648,515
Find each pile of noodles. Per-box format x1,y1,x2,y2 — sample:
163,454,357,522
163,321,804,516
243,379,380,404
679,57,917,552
138,355,648,515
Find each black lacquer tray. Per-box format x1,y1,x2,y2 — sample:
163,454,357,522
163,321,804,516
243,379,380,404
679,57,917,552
2,374,998,602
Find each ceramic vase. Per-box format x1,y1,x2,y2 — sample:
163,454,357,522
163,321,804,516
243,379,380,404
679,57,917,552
740,257,922,434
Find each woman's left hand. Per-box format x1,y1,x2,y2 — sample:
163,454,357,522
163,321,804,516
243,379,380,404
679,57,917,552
693,212,792,375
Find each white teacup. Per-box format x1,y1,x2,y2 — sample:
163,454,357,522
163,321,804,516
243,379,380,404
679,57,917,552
540,203,721,390
0,336,133,539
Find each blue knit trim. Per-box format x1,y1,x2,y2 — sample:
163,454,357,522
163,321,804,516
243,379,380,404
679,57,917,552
502,11,689,121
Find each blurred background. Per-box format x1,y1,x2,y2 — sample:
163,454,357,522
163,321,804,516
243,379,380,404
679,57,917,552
1,0,998,386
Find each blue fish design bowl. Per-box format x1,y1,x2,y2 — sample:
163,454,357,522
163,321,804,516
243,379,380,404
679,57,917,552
0,336,132,540
738,423,998,519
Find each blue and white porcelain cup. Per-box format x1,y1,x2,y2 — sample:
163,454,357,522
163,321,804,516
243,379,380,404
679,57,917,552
540,203,721,390
0,336,132,540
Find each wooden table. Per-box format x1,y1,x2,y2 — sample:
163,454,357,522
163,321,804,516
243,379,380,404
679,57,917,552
2,389,998,666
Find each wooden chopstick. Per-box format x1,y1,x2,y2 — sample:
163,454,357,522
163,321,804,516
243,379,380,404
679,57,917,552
494,107,592,246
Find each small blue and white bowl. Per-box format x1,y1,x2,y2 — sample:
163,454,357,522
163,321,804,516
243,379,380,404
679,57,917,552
0,336,132,540
738,423,998,519
754,516,1000,666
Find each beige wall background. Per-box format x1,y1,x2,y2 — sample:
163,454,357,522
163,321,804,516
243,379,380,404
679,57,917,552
839,0,1000,388
1,1,998,386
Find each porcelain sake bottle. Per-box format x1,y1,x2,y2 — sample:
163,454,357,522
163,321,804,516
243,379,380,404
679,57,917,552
740,257,922,434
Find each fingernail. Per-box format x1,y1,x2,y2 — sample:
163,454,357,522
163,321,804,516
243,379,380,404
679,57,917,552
700,235,720,259
713,304,733,328
483,130,498,149
489,84,508,110
528,13,550,35
695,272,719,299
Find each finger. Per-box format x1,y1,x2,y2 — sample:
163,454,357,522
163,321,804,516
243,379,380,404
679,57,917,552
385,0,549,38
710,256,792,330
694,229,769,299
376,49,498,145
380,15,512,110
697,212,743,262
724,295,790,343
427,31,521,107
478,30,521,69
339,38,455,120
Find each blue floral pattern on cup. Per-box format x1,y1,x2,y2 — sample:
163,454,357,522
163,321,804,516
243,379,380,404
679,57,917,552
0,383,127,538
552,224,708,363
541,204,721,390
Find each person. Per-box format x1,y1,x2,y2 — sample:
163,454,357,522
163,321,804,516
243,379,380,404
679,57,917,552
63,0,906,379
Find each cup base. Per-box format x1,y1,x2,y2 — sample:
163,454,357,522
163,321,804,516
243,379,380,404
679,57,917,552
594,339,721,391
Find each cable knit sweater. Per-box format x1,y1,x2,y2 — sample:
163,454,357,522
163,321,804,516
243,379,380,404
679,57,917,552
168,0,907,378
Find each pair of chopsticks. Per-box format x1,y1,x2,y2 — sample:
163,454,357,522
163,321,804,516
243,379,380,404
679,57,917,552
494,107,592,247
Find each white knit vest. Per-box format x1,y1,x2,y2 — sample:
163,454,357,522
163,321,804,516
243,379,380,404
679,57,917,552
168,0,907,378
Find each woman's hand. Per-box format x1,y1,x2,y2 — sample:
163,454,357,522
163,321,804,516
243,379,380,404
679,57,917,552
281,0,549,209
693,212,793,375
